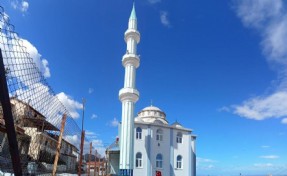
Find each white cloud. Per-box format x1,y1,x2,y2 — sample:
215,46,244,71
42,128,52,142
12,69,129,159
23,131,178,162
217,106,230,112
0,12,8,29
160,11,171,27
41,59,50,78
64,133,106,156
233,91,287,120
91,114,98,119
196,157,217,170
64,134,80,148
89,139,106,156
21,39,51,78
254,163,273,167
21,1,29,12
109,117,119,127
206,164,215,169
10,0,29,13
235,0,283,28
232,0,287,122
88,88,94,94
0,11,50,79
197,157,217,163
261,145,270,148
57,92,83,119
11,1,17,9
1,36,51,82
3,37,51,81
85,130,98,139
260,155,279,159
281,118,287,124
12,83,82,128
148,0,161,4
84,138,106,156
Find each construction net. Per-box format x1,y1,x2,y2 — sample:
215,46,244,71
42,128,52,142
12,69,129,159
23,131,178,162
0,5,96,175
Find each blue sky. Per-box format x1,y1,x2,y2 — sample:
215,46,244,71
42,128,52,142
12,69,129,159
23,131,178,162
1,0,287,175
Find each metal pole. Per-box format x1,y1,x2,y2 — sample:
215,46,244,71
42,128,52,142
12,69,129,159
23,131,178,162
78,98,86,176
52,114,67,176
0,48,23,175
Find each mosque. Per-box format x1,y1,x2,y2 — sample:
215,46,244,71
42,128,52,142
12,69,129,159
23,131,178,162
106,3,197,176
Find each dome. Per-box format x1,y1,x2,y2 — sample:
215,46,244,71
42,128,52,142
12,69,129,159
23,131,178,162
136,105,168,125
142,106,162,111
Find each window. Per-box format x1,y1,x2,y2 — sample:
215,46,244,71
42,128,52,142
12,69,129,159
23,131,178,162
176,155,183,169
156,129,163,141
156,154,163,168
176,132,182,143
136,127,142,139
136,152,142,168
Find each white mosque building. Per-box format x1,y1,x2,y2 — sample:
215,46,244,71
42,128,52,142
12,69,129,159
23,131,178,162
132,106,196,176
107,3,197,176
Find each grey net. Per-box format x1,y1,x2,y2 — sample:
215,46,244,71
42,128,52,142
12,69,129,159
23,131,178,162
0,6,84,175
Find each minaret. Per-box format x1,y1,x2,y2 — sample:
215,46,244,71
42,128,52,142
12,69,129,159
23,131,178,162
119,3,140,175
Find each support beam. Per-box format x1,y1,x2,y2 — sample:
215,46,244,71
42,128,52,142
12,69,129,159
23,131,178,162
94,150,97,176
52,114,67,176
0,48,22,176
78,130,85,176
88,142,92,176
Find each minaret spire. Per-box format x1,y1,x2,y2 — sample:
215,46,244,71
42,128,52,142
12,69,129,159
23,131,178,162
119,3,141,176
128,1,138,30
130,2,136,20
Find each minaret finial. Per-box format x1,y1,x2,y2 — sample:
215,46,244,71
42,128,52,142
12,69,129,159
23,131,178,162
130,1,137,20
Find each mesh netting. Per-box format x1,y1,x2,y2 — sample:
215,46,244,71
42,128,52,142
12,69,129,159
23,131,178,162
0,6,92,175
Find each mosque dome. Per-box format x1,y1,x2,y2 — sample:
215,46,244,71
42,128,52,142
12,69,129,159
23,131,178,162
135,105,168,125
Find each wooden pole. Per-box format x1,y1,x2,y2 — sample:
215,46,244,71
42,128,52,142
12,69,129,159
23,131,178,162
0,49,22,176
52,114,67,176
105,157,107,176
88,142,92,176
94,150,97,176
78,130,85,176
105,150,108,176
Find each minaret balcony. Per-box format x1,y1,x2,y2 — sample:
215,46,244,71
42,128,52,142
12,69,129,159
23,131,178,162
125,29,140,43
119,88,140,102
122,54,140,68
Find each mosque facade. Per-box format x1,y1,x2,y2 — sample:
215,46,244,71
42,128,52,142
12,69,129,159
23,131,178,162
131,106,196,176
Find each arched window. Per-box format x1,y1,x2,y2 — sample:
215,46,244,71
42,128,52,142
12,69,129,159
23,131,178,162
136,152,142,168
156,154,163,168
156,129,163,141
176,155,183,169
176,132,182,143
136,127,142,139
